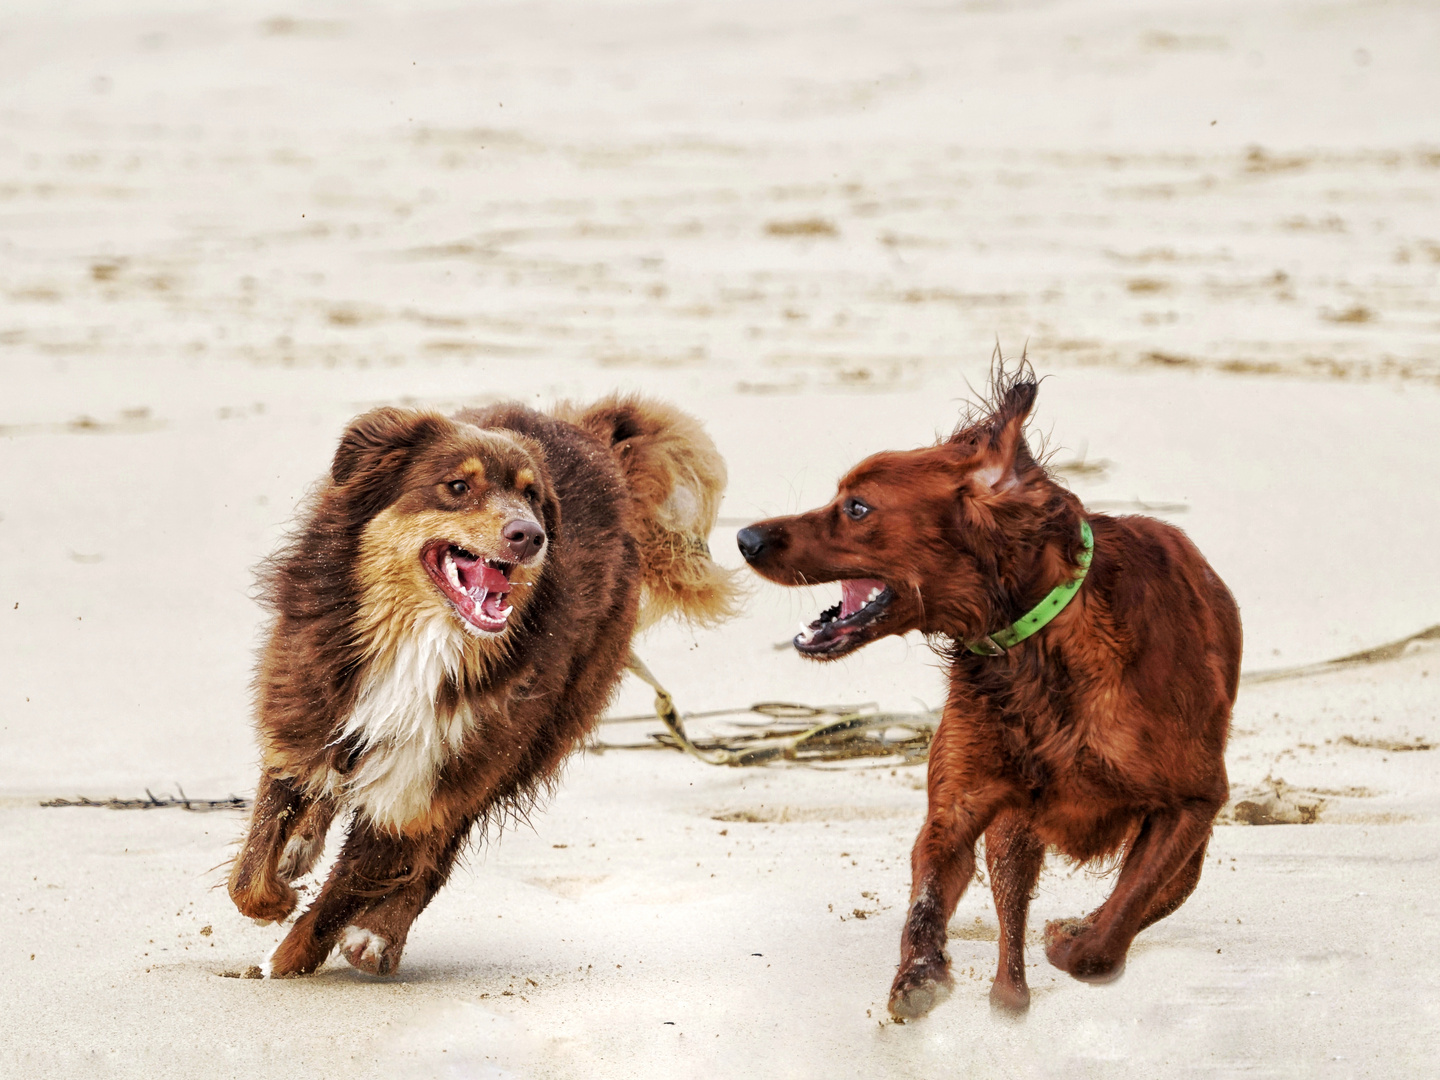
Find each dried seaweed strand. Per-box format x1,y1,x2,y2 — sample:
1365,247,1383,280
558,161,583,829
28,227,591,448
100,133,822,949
41,654,942,808
618,652,935,767
41,788,250,812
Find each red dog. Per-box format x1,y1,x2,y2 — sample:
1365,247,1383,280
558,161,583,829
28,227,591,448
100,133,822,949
229,396,738,977
737,366,1241,1018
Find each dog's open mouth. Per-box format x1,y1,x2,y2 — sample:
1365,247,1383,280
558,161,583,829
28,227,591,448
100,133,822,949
421,540,516,634
795,578,894,657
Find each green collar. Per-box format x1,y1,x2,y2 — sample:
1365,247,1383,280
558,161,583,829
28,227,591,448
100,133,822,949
967,518,1094,656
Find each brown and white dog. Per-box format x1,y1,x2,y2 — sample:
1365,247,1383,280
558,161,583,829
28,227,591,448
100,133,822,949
229,396,739,977
737,365,1241,1018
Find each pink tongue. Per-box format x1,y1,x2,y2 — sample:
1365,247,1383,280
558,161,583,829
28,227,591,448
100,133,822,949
451,553,511,595
840,578,885,618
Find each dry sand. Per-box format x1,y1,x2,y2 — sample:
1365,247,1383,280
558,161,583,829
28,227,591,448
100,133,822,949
2,0,1437,1076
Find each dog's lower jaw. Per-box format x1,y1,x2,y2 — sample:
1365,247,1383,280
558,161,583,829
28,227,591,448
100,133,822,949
456,616,507,639
793,584,897,660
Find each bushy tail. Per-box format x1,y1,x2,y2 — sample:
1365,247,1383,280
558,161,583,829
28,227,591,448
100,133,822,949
557,394,744,629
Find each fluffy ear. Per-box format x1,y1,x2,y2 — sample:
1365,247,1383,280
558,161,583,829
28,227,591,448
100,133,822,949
332,407,450,484
331,407,449,514
959,378,1038,496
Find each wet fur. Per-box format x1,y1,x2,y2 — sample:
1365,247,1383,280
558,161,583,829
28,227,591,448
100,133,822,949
739,361,1241,1017
228,395,739,977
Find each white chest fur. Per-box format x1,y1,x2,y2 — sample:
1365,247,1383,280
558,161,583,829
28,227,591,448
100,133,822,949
338,616,474,832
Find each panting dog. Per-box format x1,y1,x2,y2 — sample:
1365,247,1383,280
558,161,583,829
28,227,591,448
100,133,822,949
737,364,1241,1018
229,396,739,977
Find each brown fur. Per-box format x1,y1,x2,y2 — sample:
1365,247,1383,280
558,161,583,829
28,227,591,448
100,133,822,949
737,363,1242,1018
553,394,743,629
229,396,739,977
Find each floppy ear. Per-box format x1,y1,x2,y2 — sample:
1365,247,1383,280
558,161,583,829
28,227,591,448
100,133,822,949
331,407,449,516
963,380,1037,496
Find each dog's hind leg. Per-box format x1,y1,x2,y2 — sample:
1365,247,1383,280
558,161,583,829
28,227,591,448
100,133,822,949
1044,802,1218,983
1136,833,1208,932
984,811,1045,1013
229,772,309,924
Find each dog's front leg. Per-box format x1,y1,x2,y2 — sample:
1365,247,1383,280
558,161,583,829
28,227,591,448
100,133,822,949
889,711,1014,1020
229,772,309,923
339,825,468,977
268,820,412,977
274,796,336,883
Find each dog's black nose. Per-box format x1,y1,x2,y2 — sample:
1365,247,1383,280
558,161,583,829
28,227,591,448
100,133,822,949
502,519,546,561
736,526,767,563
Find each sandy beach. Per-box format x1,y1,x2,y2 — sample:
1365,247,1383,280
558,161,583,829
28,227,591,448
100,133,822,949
2,0,1438,1075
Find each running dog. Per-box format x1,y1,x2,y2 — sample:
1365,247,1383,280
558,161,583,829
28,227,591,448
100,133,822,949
229,396,739,977
736,364,1241,1018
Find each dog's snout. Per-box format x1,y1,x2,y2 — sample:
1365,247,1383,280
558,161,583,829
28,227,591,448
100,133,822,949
736,525,769,564
503,518,546,561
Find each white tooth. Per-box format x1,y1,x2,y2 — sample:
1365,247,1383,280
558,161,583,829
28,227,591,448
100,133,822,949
499,606,512,621
444,553,461,591
471,588,488,609
867,587,881,603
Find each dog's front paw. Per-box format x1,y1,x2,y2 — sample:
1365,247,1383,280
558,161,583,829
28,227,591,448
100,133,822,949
1043,917,1125,983
230,878,298,925
888,957,953,1020
340,925,403,977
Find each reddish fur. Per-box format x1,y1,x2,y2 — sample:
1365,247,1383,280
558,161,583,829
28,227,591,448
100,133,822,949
739,365,1241,1018
229,396,737,977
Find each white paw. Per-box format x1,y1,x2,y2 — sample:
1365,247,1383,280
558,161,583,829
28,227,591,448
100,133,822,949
339,925,395,975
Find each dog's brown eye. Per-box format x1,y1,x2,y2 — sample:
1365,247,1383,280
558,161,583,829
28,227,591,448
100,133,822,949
523,486,540,505
447,480,469,496
844,497,871,521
